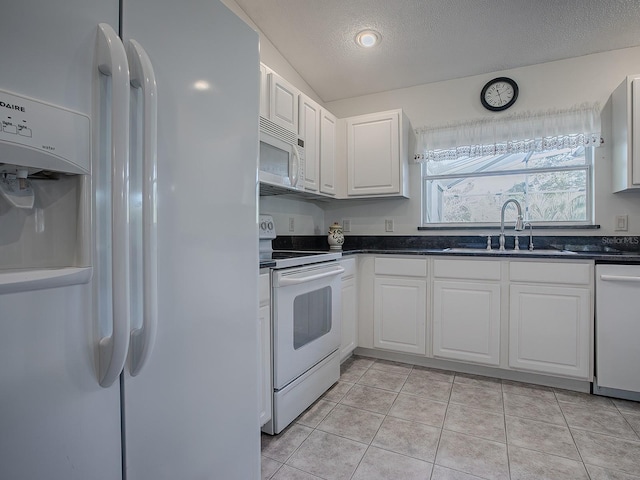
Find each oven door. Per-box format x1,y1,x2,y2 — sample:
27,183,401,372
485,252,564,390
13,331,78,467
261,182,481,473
272,262,344,390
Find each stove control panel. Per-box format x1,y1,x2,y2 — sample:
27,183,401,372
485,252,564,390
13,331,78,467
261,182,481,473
259,214,276,240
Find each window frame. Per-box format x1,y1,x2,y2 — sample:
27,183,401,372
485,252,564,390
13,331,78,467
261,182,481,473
420,147,594,228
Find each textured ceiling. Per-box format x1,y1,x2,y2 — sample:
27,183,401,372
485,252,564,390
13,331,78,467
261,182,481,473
234,0,640,102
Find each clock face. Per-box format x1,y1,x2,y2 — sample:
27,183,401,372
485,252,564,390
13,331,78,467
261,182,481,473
481,77,519,111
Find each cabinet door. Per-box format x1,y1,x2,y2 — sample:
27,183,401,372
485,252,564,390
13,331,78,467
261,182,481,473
320,109,337,195
268,72,298,133
340,275,357,361
299,96,320,192
259,64,269,118
374,277,426,355
509,284,590,379
347,111,399,196
433,281,501,366
258,304,272,427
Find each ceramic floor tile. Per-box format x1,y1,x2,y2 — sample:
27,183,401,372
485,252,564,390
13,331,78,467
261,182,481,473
501,379,556,401
261,455,282,480
585,464,640,480
351,445,433,480
369,358,414,375
449,382,504,413
508,444,589,480
387,392,448,427
286,430,367,480
371,415,441,462
430,465,487,480
356,367,409,392
624,412,640,436
316,403,385,444
554,388,617,410
346,355,376,369
401,373,453,402
339,383,398,414
435,430,509,480
443,403,506,443
613,398,640,415
572,429,640,476
295,399,337,428
340,357,371,383
454,372,503,390
503,391,565,426
505,415,580,461
271,465,323,480
411,365,455,383
261,425,314,463
560,402,640,440
321,380,353,403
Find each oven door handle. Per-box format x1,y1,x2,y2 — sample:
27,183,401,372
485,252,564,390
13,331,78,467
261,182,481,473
278,266,345,286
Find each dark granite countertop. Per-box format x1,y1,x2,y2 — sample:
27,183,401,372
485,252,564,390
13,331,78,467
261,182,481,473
264,235,640,265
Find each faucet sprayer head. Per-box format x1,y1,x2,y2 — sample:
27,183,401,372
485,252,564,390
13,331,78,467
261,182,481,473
515,215,525,231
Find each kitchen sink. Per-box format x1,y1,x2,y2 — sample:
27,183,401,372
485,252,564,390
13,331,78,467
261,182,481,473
442,248,577,255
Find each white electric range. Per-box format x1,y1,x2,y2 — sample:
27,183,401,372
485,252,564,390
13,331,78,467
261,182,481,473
259,214,343,435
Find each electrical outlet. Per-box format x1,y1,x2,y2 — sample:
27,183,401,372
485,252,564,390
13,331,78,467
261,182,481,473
615,214,628,232
385,219,394,232
342,219,351,232
288,217,295,232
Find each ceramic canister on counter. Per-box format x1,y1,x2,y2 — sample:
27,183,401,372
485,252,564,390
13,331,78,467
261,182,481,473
327,222,344,250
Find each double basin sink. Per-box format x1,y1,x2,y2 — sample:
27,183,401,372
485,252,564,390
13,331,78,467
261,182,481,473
442,247,576,255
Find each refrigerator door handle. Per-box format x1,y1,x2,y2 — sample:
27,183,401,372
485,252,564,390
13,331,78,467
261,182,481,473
126,39,159,376
96,23,132,387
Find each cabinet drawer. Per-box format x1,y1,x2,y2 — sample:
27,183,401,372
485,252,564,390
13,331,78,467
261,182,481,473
375,257,427,277
509,261,591,285
433,259,501,281
259,272,270,305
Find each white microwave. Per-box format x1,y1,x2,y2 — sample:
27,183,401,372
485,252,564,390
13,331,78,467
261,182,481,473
259,116,305,191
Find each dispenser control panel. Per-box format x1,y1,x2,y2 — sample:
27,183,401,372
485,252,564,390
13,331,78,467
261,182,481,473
0,89,90,174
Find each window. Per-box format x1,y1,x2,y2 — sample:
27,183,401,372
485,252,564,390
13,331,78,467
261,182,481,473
422,146,593,226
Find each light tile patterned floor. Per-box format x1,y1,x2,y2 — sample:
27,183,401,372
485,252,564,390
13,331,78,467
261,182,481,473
261,356,640,480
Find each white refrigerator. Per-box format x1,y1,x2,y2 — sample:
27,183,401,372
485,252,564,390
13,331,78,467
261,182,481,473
0,1,261,479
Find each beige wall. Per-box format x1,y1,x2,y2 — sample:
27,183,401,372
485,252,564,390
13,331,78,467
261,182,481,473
225,0,640,237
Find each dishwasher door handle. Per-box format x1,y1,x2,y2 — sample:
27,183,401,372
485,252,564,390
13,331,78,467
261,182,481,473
600,274,640,283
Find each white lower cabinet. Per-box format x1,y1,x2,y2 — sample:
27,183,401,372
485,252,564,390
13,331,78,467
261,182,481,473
509,284,591,379
433,280,501,366
340,258,357,361
258,272,272,427
432,258,502,366
508,261,592,379
373,257,427,355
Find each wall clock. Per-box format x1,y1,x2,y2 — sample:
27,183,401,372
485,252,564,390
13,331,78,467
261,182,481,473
480,77,519,111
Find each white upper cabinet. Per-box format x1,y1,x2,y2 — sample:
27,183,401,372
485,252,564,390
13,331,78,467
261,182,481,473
345,109,410,198
259,64,269,118
612,74,640,192
299,94,320,192
268,71,299,133
320,109,337,196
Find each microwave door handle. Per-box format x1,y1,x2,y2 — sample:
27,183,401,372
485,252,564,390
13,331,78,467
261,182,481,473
291,145,300,188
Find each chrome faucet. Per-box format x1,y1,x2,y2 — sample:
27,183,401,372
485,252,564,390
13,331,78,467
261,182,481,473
499,199,525,251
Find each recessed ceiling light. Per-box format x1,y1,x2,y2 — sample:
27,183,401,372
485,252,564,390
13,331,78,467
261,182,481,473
355,30,381,48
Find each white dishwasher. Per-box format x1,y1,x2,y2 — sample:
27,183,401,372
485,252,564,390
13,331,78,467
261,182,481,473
594,264,640,401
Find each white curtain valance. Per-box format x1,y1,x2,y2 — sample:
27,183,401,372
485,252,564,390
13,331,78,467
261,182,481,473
413,103,601,163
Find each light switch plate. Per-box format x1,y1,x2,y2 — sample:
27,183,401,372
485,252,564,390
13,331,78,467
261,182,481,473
342,219,351,232
385,219,394,232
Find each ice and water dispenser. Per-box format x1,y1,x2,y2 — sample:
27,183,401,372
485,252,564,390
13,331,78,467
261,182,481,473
0,88,91,272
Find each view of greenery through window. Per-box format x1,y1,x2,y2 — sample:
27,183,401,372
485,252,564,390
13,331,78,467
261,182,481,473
422,146,592,225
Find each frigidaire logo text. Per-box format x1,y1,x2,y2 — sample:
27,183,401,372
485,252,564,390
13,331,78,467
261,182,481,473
0,101,25,112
